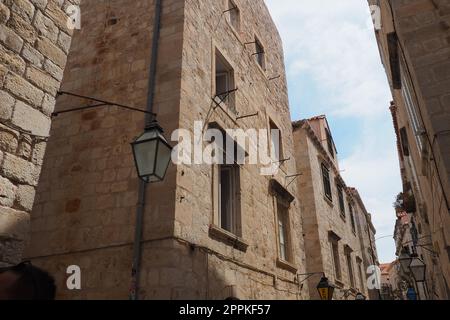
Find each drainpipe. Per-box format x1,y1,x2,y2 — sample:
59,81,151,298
129,0,163,301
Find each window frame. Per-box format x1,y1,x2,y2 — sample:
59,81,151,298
349,203,356,234
254,36,266,71
321,164,333,202
337,183,346,218
345,249,355,288
400,59,425,153
269,119,284,162
325,128,335,159
226,0,241,33
331,240,342,281
213,47,236,113
276,199,292,263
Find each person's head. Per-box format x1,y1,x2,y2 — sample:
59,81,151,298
0,261,56,300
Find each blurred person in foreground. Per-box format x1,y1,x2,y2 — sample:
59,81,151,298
0,261,56,300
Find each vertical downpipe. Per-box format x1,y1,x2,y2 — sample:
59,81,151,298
130,0,163,301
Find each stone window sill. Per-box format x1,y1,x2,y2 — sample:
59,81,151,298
334,279,345,288
276,258,298,274
209,225,248,252
323,195,334,208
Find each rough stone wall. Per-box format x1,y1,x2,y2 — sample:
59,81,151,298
372,0,450,299
0,0,76,266
152,0,309,300
24,0,309,300
293,119,371,300
24,0,183,299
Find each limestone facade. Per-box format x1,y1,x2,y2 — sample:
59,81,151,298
0,0,77,266
370,0,450,299
292,116,378,300
24,0,310,300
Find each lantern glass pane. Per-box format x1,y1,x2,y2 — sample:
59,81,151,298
134,140,157,177
155,141,172,179
410,259,426,282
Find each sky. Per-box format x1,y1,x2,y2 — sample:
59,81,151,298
264,0,401,263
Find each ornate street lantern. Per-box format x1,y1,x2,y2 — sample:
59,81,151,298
317,277,335,300
398,251,412,273
131,121,172,183
409,254,426,283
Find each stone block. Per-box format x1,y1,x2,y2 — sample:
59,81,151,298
16,184,36,211
36,36,67,68
4,73,45,108
0,91,15,120
0,24,23,53
1,152,39,186
25,66,60,95
0,176,17,207
7,12,38,43
12,100,51,137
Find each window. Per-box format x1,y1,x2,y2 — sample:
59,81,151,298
337,184,345,217
269,120,283,161
349,204,356,234
277,200,291,262
226,0,240,32
325,128,335,159
399,127,410,157
322,164,332,201
331,240,342,280
213,128,241,235
254,38,265,70
345,250,355,288
215,49,236,112
357,258,365,292
400,61,425,152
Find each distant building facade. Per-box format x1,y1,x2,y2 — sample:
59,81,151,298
369,0,450,299
292,116,379,300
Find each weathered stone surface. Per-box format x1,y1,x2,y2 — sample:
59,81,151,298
4,73,44,107
33,9,58,43
32,142,46,165
36,36,67,67
1,152,39,186
25,66,60,94
7,12,38,43
57,31,71,53
12,100,51,137
43,59,64,81
41,93,56,116
0,207,30,242
0,176,17,207
0,24,24,53
4,0,35,23
0,129,18,153
21,42,45,67
16,184,36,211
0,45,26,74
0,91,15,120
0,2,11,24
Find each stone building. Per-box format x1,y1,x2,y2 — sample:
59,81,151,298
0,0,77,266
369,0,450,299
393,211,429,299
23,0,310,300
292,116,378,300
348,187,380,300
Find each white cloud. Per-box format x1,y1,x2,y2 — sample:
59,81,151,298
265,0,401,263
